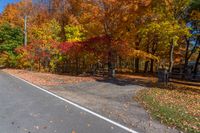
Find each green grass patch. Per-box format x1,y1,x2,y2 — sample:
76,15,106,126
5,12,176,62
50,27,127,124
136,88,200,133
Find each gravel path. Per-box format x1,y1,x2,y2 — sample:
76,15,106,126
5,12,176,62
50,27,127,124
45,78,179,133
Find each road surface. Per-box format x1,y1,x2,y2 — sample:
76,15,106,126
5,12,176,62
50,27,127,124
0,71,136,133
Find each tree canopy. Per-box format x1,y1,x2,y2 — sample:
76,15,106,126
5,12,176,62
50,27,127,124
0,0,199,78
0,23,23,53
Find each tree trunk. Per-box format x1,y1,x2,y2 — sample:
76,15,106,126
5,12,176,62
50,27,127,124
119,56,122,69
150,59,154,73
135,37,140,73
107,36,114,77
75,57,79,75
183,38,190,79
193,51,200,79
144,61,149,73
135,58,139,73
169,42,174,73
132,58,135,73
108,50,114,77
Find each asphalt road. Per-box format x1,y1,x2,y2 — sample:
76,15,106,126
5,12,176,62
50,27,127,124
0,71,136,133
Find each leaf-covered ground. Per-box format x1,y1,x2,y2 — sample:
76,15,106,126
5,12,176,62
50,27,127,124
3,69,97,86
136,87,200,133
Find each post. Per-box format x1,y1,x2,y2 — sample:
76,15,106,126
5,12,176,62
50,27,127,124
158,68,168,86
24,15,27,46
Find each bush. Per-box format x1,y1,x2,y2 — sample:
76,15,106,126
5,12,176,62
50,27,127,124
0,52,19,68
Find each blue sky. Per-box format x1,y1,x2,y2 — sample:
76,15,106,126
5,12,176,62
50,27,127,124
0,0,20,13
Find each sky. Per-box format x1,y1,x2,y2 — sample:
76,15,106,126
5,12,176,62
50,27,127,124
0,0,20,13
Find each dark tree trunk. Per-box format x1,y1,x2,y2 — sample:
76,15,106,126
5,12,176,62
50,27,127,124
60,20,66,41
150,59,154,73
144,61,149,73
75,57,79,75
82,59,86,72
135,58,139,73
59,13,68,41
108,50,114,77
132,58,135,72
193,51,200,79
119,56,122,69
107,36,114,77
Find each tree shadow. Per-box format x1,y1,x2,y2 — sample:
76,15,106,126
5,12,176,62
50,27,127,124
94,76,157,87
93,75,200,94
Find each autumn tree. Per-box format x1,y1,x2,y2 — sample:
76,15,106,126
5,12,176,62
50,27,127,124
77,0,152,76
138,0,191,73
0,0,198,78
0,0,33,27
65,25,85,41
30,19,61,42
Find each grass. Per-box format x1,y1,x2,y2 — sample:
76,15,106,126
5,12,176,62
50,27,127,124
136,88,200,133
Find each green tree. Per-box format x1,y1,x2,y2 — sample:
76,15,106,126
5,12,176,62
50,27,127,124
0,23,23,53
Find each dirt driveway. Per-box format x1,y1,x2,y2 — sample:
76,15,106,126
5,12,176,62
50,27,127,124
3,69,179,133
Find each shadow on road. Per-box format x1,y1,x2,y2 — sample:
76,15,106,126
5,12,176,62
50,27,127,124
94,76,157,87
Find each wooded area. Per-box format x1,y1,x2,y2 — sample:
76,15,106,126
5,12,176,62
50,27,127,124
0,0,199,78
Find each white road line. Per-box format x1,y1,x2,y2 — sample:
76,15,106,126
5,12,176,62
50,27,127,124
8,73,138,133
